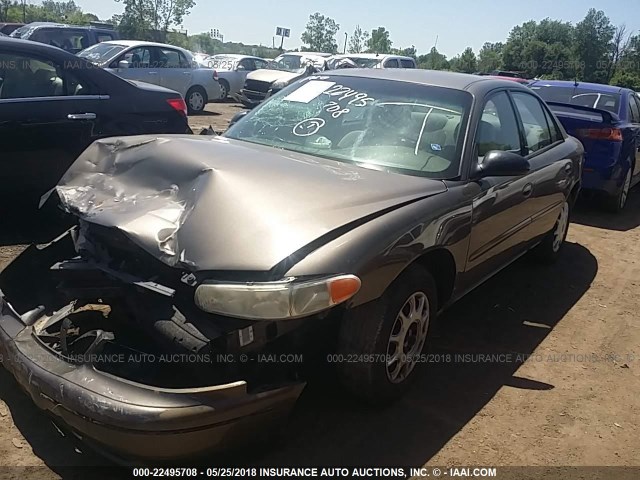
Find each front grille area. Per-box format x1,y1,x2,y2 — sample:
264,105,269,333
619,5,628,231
243,79,272,93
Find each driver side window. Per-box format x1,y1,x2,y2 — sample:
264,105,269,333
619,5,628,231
476,91,521,159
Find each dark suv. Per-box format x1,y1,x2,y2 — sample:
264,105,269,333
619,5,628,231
10,22,118,54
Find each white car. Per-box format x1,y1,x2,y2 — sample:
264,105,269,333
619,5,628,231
327,53,417,69
236,52,331,107
78,40,224,114
195,54,269,99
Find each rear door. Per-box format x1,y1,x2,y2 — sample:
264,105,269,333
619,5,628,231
0,49,103,198
510,90,572,239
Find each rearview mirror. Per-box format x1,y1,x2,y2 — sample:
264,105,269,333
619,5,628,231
471,150,530,179
118,60,130,69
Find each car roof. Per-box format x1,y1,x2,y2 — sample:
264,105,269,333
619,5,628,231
324,68,530,93
283,51,332,57
211,53,261,60
16,21,114,30
334,53,415,61
529,79,627,94
98,39,189,51
101,40,180,48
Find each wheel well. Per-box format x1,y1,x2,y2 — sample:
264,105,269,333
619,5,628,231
413,249,456,308
569,182,581,207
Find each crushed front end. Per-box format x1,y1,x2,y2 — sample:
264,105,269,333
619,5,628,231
0,225,307,462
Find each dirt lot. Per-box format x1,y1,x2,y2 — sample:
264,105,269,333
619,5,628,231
0,102,639,477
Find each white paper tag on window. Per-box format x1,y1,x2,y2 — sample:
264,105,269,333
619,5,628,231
238,326,254,347
283,80,335,103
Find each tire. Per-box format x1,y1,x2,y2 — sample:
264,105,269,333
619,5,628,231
532,199,570,264
218,80,230,100
186,86,207,114
606,166,632,213
336,265,438,405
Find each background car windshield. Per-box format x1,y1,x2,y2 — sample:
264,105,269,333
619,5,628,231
349,57,382,68
268,55,304,72
532,85,621,113
224,76,471,179
78,43,126,63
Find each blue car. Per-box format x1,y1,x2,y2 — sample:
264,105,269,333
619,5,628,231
530,80,640,212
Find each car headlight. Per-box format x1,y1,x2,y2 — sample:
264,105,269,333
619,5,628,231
194,275,361,320
270,80,288,91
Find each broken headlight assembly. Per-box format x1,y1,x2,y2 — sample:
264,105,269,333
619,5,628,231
194,274,361,320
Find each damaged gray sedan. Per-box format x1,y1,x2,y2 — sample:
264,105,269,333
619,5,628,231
0,70,582,462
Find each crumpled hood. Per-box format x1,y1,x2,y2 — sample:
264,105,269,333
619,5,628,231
245,69,300,84
54,135,447,272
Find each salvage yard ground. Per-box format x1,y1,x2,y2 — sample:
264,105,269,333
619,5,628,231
0,101,639,477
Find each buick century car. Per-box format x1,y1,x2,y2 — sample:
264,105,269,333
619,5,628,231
0,71,582,462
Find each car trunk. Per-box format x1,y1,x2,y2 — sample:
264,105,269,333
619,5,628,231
546,102,623,168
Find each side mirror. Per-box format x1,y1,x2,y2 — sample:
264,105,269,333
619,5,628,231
236,64,246,71
118,60,130,69
471,150,530,180
229,110,249,127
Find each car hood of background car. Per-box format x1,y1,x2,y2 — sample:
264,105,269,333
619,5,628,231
52,135,447,272
246,69,300,84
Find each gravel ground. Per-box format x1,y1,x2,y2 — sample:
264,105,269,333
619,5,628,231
0,103,639,477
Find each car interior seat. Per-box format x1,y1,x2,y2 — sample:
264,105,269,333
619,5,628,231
131,53,142,68
477,120,500,157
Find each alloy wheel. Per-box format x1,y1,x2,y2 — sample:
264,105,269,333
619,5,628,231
386,292,430,384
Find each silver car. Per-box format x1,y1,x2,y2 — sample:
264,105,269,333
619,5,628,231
78,40,224,114
197,54,269,99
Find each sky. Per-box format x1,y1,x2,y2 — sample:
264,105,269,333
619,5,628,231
71,0,640,58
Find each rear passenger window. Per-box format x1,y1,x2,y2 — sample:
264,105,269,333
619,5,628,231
400,59,415,68
511,92,553,154
384,59,399,68
0,53,90,98
476,91,521,158
542,106,563,143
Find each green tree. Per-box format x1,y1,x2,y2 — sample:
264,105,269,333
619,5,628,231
347,24,369,54
573,8,615,83
450,47,477,73
301,12,340,53
393,45,416,59
477,42,503,72
115,0,195,42
417,46,448,70
367,27,392,54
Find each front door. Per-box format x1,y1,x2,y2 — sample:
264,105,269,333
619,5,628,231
465,90,534,285
0,49,102,199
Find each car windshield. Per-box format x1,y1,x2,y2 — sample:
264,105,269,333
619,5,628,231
532,85,621,114
349,57,382,68
267,55,306,73
78,43,126,64
209,55,237,70
9,24,36,38
224,76,472,179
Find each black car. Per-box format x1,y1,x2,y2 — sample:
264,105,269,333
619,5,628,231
0,22,24,36
0,37,191,200
10,21,118,54
0,70,583,462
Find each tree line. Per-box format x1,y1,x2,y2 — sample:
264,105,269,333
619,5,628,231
5,2,640,89
303,9,640,89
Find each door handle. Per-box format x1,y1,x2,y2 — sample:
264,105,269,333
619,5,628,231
148,71,158,75
183,71,191,75
522,183,533,197
67,113,97,120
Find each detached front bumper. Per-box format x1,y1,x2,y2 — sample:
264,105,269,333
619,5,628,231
0,251,304,464
234,89,266,107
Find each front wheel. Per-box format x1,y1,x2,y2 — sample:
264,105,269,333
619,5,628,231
186,86,207,114
336,265,437,404
606,167,632,213
218,80,230,100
